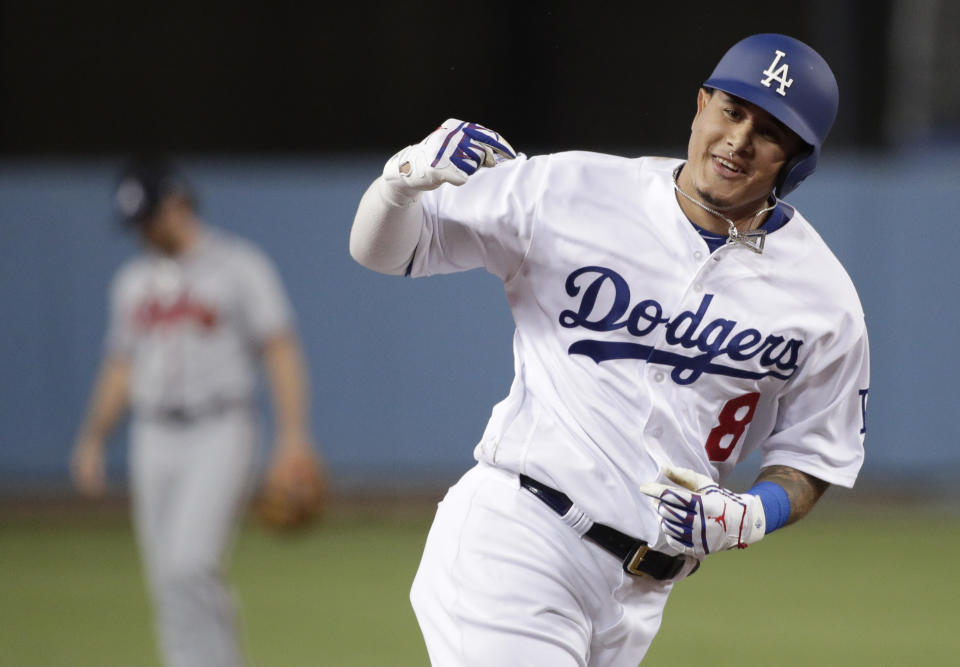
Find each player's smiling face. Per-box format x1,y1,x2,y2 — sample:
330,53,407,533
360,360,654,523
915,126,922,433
682,88,803,215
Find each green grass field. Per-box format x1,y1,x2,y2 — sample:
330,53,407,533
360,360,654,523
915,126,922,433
1,500,957,666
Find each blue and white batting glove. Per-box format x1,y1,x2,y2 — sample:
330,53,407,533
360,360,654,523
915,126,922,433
639,466,766,559
381,118,516,203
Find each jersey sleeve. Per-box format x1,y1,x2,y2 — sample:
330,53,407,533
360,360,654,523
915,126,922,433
760,324,870,488
408,153,548,282
235,243,295,344
104,266,135,358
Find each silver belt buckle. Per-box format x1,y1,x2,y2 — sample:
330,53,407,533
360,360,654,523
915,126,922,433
624,544,650,576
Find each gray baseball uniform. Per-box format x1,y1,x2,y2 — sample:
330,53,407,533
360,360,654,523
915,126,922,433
107,227,292,666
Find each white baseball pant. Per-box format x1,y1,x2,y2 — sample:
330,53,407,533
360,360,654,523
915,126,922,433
411,462,681,666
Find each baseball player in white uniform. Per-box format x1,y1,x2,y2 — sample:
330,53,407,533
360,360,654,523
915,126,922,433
71,160,321,667
349,33,869,666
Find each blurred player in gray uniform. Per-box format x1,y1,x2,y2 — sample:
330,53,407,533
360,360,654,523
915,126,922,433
350,34,868,665
71,159,322,667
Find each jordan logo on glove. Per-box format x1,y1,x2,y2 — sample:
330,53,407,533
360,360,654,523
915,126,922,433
708,504,728,532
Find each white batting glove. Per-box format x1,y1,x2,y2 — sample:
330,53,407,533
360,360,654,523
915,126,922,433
639,466,766,558
381,118,516,204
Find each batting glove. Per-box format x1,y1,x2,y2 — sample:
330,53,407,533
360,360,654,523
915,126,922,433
639,466,766,559
381,118,516,204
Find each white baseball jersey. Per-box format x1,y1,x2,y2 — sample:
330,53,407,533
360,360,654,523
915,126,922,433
410,152,869,543
107,227,293,414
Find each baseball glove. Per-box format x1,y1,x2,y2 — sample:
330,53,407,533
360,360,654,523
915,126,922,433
254,449,327,532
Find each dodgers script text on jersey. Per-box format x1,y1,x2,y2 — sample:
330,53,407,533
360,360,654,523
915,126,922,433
560,268,804,384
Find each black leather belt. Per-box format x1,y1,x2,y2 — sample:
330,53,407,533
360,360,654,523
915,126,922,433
141,397,247,425
519,474,690,581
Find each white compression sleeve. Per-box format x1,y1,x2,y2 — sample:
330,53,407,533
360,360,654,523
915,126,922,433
349,177,424,276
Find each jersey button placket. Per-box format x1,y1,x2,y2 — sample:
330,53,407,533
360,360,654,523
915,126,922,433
649,252,713,391
688,247,718,297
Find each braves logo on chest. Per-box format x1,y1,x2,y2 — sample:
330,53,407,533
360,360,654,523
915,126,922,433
135,291,219,331
558,266,803,385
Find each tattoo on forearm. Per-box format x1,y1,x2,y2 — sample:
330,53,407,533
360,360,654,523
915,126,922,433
755,465,830,525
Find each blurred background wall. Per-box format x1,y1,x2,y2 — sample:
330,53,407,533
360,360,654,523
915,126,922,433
1,0,958,497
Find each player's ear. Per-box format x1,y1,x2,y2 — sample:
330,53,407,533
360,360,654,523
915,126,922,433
693,87,711,127
697,87,713,114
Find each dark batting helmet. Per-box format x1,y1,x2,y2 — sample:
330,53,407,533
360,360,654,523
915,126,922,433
704,33,839,197
114,158,195,226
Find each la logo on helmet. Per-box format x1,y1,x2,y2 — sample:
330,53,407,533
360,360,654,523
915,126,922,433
761,50,793,96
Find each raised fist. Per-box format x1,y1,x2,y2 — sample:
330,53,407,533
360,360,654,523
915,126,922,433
382,118,516,196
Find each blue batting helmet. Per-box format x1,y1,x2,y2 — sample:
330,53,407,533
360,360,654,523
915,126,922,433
704,33,839,197
114,158,195,226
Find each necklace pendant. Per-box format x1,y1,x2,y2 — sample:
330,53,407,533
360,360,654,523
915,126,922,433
727,229,766,253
